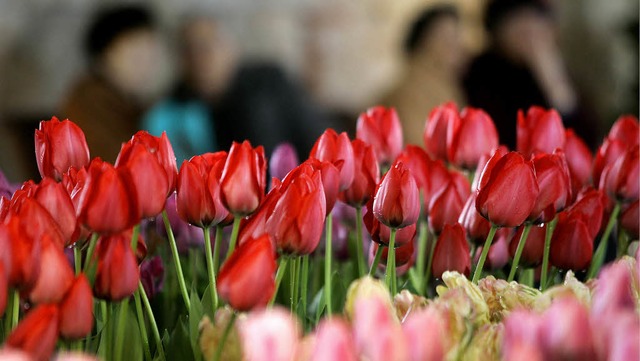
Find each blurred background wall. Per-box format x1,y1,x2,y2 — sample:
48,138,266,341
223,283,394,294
0,0,637,182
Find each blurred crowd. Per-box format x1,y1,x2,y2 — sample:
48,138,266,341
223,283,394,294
0,0,637,181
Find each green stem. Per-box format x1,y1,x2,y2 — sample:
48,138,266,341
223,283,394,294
114,300,129,361
508,224,532,282
74,247,82,275
617,228,629,258
354,207,366,277
540,216,559,290
520,268,534,287
369,245,384,276
415,220,428,294
104,302,113,361
587,202,622,279
290,257,297,312
269,257,289,306
324,215,333,315
423,227,435,294
213,312,237,361
133,289,152,361
139,282,165,360
213,226,223,273
83,233,99,273
203,227,219,311
472,225,498,283
131,224,140,250
385,228,397,295
300,255,309,326
225,216,242,261
162,211,191,311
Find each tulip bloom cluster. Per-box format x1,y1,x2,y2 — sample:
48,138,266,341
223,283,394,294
0,103,637,361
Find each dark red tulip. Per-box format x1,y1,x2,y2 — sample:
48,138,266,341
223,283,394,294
356,106,403,165
140,256,165,299
608,115,639,148
428,180,465,234
459,192,491,245
370,240,414,268
0,262,7,317
28,234,74,304
593,138,627,187
516,106,565,158
19,178,77,244
75,158,140,234
59,274,94,339
6,304,60,361
266,171,326,255
269,143,299,181
509,224,547,267
599,145,639,203
480,227,512,270
220,141,266,216
0,216,40,291
176,152,230,228
284,159,340,215
475,146,509,191
373,162,420,229
341,139,379,207
93,231,140,301
529,151,572,223
424,102,458,161
476,152,539,227
431,223,471,278
363,198,417,246
568,187,605,239
310,129,355,191
550,213,594,271
446,107,499,169
34,117,90,181
564,129,593,195
620,201,639,239
217,234,277,311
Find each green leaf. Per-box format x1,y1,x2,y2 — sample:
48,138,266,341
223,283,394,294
201,285,214,319
165,316,196,361
190,287,204,361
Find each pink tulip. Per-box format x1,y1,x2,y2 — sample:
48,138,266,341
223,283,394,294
309,319,358,361
352,294,408,361
402,307,447,361
238,307,300,361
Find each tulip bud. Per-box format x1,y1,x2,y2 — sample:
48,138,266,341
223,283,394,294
356,106,403,166
373,162,420,229
28,235,74,304
238,307,300,361
237,186,283,247
539,296,595,360
34,117,90,181
620,201,639,239
1,215,41,290
93,231,140,301
220,141,266,216
550,214,594,271
340,139,379,207
424,102,458,161
310,129,354,191
528,151,572,223
599,145,639,203
283,159,340,215
508,224,547,267
309,318,358,361
269,143,299,181
608,114,639,148
446,107,499,169
459,193,491,245
6,304,60,361
217,234,277,311
140,256,165,299
476,152,538,227
432,223,471,278
516,106,566,158
344,276,394,321
564,129,593,194
428,180,465,234
59,274,94,339
21,178,77,244
364,199,417,247
370,241,415,274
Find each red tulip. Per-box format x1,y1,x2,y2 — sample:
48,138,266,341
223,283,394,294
480,227,512,270
446,107,499,169
475,146,509,191
28,234,74,304
459,193,491,245
310,129,354,191
19,178,77,244
220,141,266,216
431,223,471,278
608,115,639,148
599,145,639,203
593,138,627,187
217,234,276,311
516,106,566,158
356,106,403,165
395,145,431,192
476,152,539,227
620,201,639,239
266,171,326,255
115,135,174,218
372,162,420,229
508,224,547,267
1,215,41,290
269,142,299,181
528,151,572,223
237,185,283,247
59,274,94,339
93,231,140,301
424,102,458,161
364,199,417,247
6,304,60,361
370,240,415,268
428,180,465,234
8,191,66,248
341,139,379,207
0,263,7,317
176,152,230,228
564,129,593,195
570,187,606,239
75,158,140,234
283,159,340,215
34,117,90,181
550,213,594,270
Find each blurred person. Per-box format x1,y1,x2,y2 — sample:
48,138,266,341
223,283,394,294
382,5,466,146
463,0,598,149
60,5,162,162
144,15,327,161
